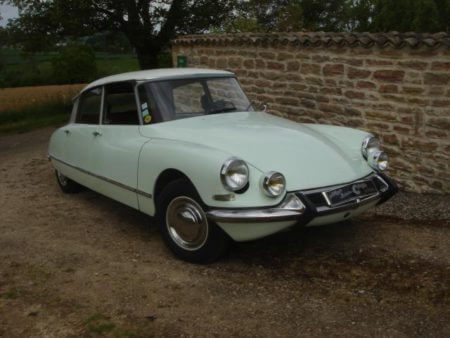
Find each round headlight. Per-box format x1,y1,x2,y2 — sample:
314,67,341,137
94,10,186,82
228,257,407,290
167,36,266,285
220,157,249,192
262,171,286,197
362,135,380,159
369,150,389,171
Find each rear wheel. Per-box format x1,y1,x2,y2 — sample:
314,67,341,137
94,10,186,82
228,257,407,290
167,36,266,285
157,179,230,264
55,170,82,193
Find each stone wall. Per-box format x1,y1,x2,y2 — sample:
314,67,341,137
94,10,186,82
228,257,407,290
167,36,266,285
172,32,450,193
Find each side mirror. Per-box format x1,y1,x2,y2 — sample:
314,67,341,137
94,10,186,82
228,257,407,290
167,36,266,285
252,101,268,112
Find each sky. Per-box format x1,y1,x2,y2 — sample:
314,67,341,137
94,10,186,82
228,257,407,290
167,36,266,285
0,4,19,27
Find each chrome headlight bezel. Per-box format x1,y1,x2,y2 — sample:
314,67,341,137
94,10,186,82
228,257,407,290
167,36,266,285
262,171,286,197
368,150,389,171
220,157,249,192
361,135,380,159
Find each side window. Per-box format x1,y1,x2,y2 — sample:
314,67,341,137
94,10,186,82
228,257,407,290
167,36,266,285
173,82,206,114
103,82,139,125
76,88,102,124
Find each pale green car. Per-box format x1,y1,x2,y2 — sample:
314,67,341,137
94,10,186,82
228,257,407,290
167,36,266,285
49,68,397,263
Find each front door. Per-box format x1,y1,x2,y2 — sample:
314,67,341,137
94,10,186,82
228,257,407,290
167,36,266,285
89,81,149,209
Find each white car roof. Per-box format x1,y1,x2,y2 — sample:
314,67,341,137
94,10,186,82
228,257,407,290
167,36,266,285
81,68,234,93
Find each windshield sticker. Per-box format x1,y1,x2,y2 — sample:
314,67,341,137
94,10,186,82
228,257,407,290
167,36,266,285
144,115,152,124
141,102,152,124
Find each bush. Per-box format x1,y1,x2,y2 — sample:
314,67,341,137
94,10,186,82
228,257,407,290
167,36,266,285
51,44,98,84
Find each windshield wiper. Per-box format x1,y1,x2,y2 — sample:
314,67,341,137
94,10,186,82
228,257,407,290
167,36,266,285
208,107,238,114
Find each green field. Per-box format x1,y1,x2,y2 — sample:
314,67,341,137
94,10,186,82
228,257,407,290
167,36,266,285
0,48,142,88
0,48,172,134
0,100,71,135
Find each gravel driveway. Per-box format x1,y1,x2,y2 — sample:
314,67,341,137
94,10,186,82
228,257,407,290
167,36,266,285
0,127,449,337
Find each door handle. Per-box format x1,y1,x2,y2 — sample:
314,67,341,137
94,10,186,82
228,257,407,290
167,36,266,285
63,129,71,135
92,131,102,137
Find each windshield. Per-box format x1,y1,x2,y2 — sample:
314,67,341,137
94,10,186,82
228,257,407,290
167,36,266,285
143,76,252,122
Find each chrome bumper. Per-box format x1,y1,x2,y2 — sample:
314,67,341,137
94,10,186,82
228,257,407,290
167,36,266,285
206,173,397,224
207,193,306,223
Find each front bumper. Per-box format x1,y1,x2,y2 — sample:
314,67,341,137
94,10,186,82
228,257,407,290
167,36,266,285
206,173,397,225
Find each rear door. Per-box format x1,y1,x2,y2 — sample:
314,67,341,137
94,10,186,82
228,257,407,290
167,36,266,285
63,87,103,172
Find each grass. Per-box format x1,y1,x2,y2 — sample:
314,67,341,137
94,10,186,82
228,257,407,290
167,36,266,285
0,49,140,88
0,100,71,135
1,288,21,299
83,313,138,337
0,84,80,135
83,314,117,335
0,84,83,113
0,48,172,135
0,48,171,88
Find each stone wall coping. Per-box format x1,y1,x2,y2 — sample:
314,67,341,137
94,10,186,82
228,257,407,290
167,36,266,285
173,31,450,49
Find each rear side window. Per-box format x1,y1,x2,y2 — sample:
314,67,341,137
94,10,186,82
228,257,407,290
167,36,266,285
103,82,139,125
76,88,102,124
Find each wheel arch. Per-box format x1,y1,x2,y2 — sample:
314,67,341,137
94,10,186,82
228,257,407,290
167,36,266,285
153,168,197,203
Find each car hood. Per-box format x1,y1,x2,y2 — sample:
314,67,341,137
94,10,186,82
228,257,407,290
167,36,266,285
141,112,373,190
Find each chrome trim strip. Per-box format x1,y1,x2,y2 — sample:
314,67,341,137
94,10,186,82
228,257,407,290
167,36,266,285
301,173,377,194
314,193,380,215
213,194,236,201
49,155,152,199
207,193,305,223
375,175,389,192
321,191,332,206
207,208,303,223
300,173,385,216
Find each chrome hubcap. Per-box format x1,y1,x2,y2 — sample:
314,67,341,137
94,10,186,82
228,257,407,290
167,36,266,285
166,196,208,251
57,171,68,186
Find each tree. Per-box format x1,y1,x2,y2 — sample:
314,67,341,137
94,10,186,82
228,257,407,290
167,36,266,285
51,43,98,83
2,0,236,69
224,0,350,33
348,0,449,32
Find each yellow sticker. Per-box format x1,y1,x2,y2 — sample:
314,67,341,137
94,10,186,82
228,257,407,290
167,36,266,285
144,115,152,124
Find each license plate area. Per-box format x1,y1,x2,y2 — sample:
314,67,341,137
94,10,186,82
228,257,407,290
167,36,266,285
323,180,378,206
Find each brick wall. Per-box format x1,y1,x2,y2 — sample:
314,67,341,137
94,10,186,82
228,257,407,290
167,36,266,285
172,32,450,194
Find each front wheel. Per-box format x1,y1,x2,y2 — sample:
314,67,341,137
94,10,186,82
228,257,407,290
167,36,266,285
157,179,230,264
55,170,82,193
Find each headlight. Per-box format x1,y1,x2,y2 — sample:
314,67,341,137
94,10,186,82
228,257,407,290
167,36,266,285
368,150,389,171
220,157,249,192
262,171,286,197
361,135,380,159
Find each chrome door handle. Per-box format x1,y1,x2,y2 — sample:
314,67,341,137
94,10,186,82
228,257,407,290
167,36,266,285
92,131,102,137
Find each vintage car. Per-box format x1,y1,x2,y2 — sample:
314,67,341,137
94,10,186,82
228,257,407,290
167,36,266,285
48,68,397,263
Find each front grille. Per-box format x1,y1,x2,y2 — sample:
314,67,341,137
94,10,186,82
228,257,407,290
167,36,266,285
302,191,328,208
297,174,383,212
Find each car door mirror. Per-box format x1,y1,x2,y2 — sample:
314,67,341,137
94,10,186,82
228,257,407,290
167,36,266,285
252,101,268,112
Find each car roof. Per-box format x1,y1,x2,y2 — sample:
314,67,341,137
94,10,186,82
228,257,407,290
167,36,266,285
81,68,234,93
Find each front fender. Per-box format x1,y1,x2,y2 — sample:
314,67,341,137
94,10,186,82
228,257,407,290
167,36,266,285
137,139,286,216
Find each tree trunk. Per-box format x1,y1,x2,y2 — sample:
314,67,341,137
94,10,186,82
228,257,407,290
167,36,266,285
135,44,161,69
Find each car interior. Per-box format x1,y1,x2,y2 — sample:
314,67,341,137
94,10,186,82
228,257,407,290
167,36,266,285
103,82,140,125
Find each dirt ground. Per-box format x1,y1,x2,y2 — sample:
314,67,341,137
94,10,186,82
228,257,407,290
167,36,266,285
0,127,449,337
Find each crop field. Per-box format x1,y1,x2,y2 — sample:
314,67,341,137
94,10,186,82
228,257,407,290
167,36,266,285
0,84,84,114
0,84,84,134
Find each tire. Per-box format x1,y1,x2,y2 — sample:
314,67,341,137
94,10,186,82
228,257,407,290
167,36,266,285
55,170,82,193
156,179,230,264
